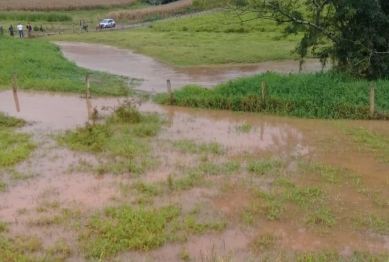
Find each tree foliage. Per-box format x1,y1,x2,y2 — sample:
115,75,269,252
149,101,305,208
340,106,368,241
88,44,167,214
216,0,389,80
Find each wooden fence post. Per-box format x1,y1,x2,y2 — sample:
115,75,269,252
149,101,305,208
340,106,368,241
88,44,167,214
261,82,266,101
167,79,173,105
72,24,75,33
86,75,92,119
12,73,20,112
370,83,375,117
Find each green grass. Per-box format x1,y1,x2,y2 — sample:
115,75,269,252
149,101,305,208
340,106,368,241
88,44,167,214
0,36,134,96
242,182,333,225
78,205,180,259
171,139,225,155
50,29,298,67
246,158,283,176
346,127,389,163
57,104,163,175
155,72,389,119
0,113,35,169
151,11,283,34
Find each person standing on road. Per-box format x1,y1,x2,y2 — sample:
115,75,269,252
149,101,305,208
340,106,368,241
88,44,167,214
9,25,14,37
17,23,24,38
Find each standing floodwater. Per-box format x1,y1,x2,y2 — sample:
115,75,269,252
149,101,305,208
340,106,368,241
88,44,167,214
55,42,324,93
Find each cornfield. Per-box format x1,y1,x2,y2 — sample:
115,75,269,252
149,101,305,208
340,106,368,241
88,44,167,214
0,0,137,11
108,0,193,21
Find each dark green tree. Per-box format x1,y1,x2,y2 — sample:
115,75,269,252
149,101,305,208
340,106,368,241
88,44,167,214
215,0,389,80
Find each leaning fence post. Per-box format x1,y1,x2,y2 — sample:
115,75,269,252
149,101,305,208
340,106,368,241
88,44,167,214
12,73,20,112
167,79,173,105
86,75,92,119
261,82,266,101
370,83,375,117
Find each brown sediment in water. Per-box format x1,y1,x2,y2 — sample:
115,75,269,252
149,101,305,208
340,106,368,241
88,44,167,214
54,42,325,93
1,91,389,259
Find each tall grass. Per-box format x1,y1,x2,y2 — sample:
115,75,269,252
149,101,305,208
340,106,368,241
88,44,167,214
0,12,72,22
0,36,132,96
155,72,389,119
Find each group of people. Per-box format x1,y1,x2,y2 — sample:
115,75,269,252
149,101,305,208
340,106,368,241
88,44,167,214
9,23,32,38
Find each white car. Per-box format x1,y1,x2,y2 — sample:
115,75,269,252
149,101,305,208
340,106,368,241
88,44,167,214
98,19,116,29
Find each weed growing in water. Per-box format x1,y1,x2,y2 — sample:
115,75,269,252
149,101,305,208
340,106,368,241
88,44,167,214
0,181,7,192
79,205,181,259
0,113,35,169
251,233,277,252
346,126,389,163
0,221,8,233
58,102,164,175
246,158,283,176
351,213,389,235
171,139,226,155
235,123,253,133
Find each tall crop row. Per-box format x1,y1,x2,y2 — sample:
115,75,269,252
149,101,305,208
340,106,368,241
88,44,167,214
0,0,137,11
108,0,193,21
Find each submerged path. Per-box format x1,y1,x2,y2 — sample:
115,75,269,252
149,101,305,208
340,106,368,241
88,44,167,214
55,42,324,93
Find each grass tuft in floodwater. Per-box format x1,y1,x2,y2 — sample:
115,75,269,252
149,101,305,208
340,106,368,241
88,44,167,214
79,205,181,259
0,113,35,169
58,102,163,175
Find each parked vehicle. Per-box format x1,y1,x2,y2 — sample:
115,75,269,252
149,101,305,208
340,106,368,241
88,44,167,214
97,19,116,29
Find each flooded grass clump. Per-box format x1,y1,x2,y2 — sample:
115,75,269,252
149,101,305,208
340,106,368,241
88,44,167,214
0,113,35,169
346,126,389,163
0,37,133,96
57,103,163,175
171,139,225,155
155,72,389,119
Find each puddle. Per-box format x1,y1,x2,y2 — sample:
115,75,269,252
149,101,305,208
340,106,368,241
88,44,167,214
55,42,325,93
1,91,389,259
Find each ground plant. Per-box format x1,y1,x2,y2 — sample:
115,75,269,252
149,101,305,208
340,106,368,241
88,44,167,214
0,36,134,95
155,72,389,119
0,113,35,169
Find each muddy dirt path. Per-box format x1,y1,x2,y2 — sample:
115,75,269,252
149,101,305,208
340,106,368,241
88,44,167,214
55,42,324,93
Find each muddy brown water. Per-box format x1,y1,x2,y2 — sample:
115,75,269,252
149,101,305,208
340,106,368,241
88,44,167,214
55,42,325,93
1,91,389,261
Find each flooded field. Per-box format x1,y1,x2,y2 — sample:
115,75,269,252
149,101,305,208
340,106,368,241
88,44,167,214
1,90,389,261
55,42,325,93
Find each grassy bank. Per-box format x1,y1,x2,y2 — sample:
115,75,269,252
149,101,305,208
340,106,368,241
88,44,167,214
0,36,135,95
155,72,389,119
48,11,299,66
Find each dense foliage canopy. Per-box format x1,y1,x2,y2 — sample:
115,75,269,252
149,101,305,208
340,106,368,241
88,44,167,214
210,0,389,80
